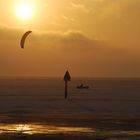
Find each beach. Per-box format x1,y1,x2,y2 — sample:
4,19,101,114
0,78,140,139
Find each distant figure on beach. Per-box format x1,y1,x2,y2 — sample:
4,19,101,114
77,84,89,89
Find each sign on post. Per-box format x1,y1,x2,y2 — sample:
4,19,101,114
64,71,71,99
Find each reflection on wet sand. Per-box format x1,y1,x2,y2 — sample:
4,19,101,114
0,123,140,140
0,124,95,135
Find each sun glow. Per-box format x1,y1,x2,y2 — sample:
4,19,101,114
15,124,31,132
15,2,35,20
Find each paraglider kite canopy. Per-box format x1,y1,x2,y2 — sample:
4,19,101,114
20,31,32,49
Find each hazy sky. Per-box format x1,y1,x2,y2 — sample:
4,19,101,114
0,0,140,77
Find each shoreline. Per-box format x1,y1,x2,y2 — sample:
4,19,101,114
1,114,140,129
0,115,140,140
0,110,140,140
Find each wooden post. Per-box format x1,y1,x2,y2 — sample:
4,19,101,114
65,81,68,99
64,70,71,99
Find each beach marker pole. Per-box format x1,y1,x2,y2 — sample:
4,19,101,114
65,81,68,99
64,71,71,99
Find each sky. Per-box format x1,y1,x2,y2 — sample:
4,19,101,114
0,0,140,77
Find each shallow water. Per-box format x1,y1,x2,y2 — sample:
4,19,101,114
0,123,140,139
0,78,139,117
0,78,140,139
0,123,95,135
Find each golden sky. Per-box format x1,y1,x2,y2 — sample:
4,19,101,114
0,0,140,77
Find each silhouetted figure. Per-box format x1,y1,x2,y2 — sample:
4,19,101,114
79,84,84,88
64,70,71,99
77,83,89,89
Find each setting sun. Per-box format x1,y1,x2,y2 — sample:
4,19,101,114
15,2,35,20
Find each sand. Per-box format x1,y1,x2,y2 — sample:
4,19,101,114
0,78,140,139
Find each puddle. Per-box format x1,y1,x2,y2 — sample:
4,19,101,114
0,124,95,135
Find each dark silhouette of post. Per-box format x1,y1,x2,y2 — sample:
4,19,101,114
64,70,71,99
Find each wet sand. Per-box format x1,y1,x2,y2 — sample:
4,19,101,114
0,115,140,140
0,78,139,139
